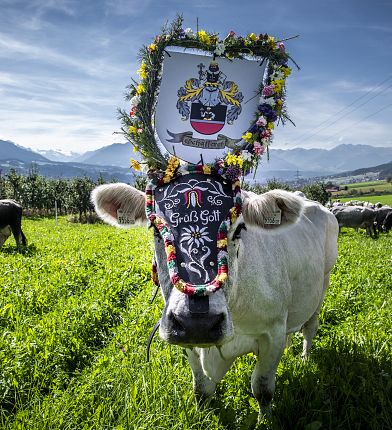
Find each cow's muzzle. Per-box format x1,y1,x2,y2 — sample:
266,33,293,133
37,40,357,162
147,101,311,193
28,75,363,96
159,293,233,347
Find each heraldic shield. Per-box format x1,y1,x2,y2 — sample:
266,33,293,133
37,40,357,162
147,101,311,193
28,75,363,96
155,46,267,164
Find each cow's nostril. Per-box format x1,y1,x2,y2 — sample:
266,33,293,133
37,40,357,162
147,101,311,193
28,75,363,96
169,312,185,333
211,313,225,332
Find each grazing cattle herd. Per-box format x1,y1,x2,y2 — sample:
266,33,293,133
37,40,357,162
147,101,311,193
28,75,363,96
327,199,392,236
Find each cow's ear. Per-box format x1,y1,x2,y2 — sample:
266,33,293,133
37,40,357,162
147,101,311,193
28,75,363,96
242,189,303,230
91,183,147,228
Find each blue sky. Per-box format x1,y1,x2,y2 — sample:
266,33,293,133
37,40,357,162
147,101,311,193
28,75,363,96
1,0,391,154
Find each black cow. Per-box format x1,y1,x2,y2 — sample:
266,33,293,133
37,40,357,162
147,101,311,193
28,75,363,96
0,199,27,247
375,207,392,233
383,211,392,232
331,205,377,237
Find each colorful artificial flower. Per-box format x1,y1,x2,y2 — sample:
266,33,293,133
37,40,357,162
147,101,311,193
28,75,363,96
267,122,275,130
184,27,193,36
225,165,242,180
227,30,236,38
253,142,265,155
241,132,253,143
137,62,148,79
130,95,140,106
225,152,243,168
248,33,257,41
148,43,157,52
129,126,137,134
163,156,180,183
267,36,276,47
262,85,275,97
214,42,225,55
271,79,285,94
136,84,145,95
130,159,141,171
258,104,278,122
197,30,211,45
282,66,292,78
256,116,267,127
130,106,137,118
202,165,211,175
241,150,252,162
260,129,272,139
259,96,275,106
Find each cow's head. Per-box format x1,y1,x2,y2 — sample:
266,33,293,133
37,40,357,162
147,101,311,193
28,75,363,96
92,184,303,348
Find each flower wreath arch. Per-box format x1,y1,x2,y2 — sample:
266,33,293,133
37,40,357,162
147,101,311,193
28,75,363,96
120,15,298,179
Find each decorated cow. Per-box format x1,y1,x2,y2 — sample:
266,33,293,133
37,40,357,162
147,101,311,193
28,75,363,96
92,17,339,420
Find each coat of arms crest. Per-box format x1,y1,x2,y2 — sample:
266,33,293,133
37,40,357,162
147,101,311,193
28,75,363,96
176,61,244,135
154,48,267,164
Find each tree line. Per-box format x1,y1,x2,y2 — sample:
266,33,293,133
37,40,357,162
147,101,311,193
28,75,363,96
0,165,331,222
0,166,106,221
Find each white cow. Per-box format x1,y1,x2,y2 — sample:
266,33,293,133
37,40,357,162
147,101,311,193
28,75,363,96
92,184,338,419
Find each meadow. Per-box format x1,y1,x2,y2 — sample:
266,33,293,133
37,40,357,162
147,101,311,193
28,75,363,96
0,218,391,430
331,180,392,206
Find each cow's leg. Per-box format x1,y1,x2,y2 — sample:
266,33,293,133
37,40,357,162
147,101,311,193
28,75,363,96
186,346,236,407
10,221,23,247
302,273,330,359
251,328,286,420
302,312,319,359
0,226,12,247
184,348,216,407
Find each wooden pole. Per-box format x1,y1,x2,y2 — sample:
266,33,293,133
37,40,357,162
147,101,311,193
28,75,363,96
55,200,58,225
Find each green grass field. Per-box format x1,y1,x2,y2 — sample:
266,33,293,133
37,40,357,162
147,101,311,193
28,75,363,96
344,180,389,190
0,218,391,429
331,180,392,205
334,194,392,206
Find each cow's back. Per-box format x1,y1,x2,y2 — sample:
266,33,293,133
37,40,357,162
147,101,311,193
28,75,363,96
0,199,23,229
333,206,375,228
228,201,338,335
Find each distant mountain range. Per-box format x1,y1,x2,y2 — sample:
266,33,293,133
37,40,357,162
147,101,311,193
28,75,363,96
255,144,392,182
1,139,391,182
0,140,134,182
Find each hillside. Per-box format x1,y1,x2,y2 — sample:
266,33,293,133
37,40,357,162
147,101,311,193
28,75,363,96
75,143,134,168
0,159,134,182
0,141,134,182
328,160,392,180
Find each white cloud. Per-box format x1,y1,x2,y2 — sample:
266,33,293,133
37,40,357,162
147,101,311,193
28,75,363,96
0,33,126,78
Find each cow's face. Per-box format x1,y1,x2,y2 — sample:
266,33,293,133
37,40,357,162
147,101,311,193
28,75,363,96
154,233,234,347
91,183,304,348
